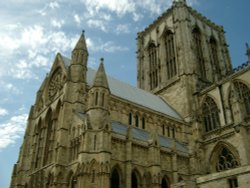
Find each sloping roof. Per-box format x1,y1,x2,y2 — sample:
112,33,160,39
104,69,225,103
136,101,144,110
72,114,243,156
112,122,188,154
61,55,182,120
87,68,182,120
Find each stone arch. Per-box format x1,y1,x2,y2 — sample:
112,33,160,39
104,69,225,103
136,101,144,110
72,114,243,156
111,164,123,188
229,80,250,117
43,108,53,165
209,141,240,172
161,175,170,188
131,168,142,188
201,95,220,132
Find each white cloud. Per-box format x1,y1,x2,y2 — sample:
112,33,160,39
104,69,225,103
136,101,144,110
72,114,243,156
86,37,129,53
74,14,81,25
51,18,65,28
49,1,60,9
115,24,130,34
0,108,8,117
87,19,108,32
0,81,21,94
0,114,28,151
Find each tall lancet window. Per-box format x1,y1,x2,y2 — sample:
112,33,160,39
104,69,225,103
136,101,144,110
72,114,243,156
148,43,158,89
209,37,221,77
202,96,220,132
165,30,176,79
193,27,206,79
234,81,250,116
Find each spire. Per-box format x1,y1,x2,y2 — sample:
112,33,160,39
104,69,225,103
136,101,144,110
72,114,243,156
93,58,109,88
71,30,88,65
173,0,186,5
246,43,250,62
73,30,88,52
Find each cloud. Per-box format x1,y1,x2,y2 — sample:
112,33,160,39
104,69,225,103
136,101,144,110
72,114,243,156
86,38,129,53
0,108,8,117
51,18,65,28
87,19,108,32
74,14,81,25
0,114,28,151
0,81,21,95
115,24,130,34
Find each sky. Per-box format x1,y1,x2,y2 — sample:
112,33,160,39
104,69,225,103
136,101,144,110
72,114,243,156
0,0,249,187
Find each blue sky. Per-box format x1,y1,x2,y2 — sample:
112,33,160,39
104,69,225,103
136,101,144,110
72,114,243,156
0,0,249,187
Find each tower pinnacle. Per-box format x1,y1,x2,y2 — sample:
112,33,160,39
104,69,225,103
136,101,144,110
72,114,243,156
93,58,109,89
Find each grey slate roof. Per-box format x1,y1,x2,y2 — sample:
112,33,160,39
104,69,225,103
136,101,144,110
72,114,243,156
87,68,182,120
60,55,182,120
112,122,188,154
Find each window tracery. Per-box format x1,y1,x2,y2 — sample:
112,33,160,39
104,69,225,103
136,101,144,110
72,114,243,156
48,68,65,100
234,81,250,115
164,30,176,79
148,43,158,89
216,147,239,172
193,27,206,79
209,37,220,77
202,97,220,132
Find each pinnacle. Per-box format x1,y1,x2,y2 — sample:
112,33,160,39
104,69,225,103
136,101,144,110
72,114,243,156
93,58,109,89
73,30,88,52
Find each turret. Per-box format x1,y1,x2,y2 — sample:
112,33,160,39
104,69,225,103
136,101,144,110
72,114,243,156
87,58,110,130
72,30,88,66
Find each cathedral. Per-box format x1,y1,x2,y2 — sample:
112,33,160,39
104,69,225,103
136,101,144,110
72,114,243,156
10,0,250,187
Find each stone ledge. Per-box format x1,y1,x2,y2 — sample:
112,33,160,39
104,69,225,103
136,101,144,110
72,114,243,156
196,165,250,184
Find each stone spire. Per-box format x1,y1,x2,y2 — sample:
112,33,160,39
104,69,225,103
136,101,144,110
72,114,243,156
246,43,250,62
73,30,88,51
173,0,186,4
93,58,109,89
72,30,88,65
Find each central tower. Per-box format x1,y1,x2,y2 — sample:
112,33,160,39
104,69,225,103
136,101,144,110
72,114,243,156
137,0,232,119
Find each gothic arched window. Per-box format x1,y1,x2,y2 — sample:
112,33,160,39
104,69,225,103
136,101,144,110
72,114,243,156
111,168,120,188
234,81,250,115
148,43,158,89
209,37,221,77
216,147,239,172
161,177,169,188
129,112,132,125
193,27,206,79
202,97,220,132
164,30,176,79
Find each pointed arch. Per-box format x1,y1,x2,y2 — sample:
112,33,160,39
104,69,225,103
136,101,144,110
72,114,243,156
233,80,250,116
34,118,43,168
131,168,141,188
209,36,220,78
111,165,122,188
209,141,240,172
202,96,220,132
147,41,159,89
43,108,53,165
161,176,170,188
192,26,206,79
163,29,177,80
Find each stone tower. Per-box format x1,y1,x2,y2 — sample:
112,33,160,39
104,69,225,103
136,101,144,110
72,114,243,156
137,0,232,120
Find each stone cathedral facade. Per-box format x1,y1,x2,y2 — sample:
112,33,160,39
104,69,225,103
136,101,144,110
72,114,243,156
10,0,250,188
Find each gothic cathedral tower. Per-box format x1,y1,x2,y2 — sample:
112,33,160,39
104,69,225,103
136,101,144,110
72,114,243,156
137,0,232,120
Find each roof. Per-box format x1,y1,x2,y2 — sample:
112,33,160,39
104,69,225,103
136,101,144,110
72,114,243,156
112,122,188,154
87,68,182,120
60,55,182,120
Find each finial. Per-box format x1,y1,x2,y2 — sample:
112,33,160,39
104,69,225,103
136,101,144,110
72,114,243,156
100,57,104,64
82,30,85,36
246,43,249,50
